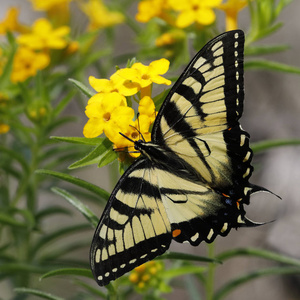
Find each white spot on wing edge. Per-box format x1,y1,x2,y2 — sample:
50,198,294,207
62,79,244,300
234,32,239,39
191,232,199,242
207,229,214,240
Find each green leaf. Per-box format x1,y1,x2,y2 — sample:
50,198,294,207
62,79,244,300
0,33,17,87
14,288,65,300
162,265,206,279
69,78,95,98
51,136,104,146
35,206,72,221
252,139,300,153
53,90,76,117
244,44,290,56
31,224,91,257
52,187,99,228
36,169,110,201
245,59,300,75
0,263,47,274
0,212,27,227
0,146,30,174
68,138,117,169
216,247,300,268
214,266,300,300
74,280,107,298
160,251,221,264
40,267,93,280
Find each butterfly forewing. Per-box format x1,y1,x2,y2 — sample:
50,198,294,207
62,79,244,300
152,30,251,191
90,159,172,286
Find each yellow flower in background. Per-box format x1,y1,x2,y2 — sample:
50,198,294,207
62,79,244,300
30,0,72,10
30,0,72,25
136,0,171,23
129,261,164,291
0,123,10,134
219,0,248,31
17,18,70,50
169,0,222,28
83,92,134,138
10,47,50,83
80,0,124,30
0,7,28,34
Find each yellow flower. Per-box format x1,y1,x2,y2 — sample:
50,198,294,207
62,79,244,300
129,261,164,291
0,7,28,34
138,96,156,123
30,0,72,25
0,123,10,134
125,58,172,88
218,0,248,31
83,92,134,138
10,47,50,83
155,29,186,47
89,69,140,97
30,0,72,10
168,0,222,28
136,0,171,23
17,18,70,50
80,0,124,31
111,114,152,158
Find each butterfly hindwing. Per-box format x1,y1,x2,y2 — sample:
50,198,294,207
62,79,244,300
90,159,172,286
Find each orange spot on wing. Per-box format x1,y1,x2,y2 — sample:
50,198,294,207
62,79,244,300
172,229,181,238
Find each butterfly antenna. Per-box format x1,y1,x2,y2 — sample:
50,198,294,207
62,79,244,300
129,113,146,142
119,132,134,143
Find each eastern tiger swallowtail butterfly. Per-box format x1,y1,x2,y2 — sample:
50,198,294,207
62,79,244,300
90,30,273,286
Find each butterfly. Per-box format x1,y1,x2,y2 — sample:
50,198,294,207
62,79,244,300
90,30,273,286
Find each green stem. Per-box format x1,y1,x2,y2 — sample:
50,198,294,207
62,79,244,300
206,243,216,300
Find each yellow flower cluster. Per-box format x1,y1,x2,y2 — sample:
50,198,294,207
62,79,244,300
80,0,124,31
84,59,171,157
136,0,248,31
136,0,222,28
129,261,164,291
0,1,125,84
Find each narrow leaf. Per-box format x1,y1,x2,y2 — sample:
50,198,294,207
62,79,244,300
36,169,110,201
69,78,95,98
160,251,221,264
245,59,300,75
40,267,93,280
53,90,76,117
52,187,99,228
0,213,27,227
244,44,289,56
15,288,64,300
68,138,117,169
216,248,300,268
74,280,107,298
51,136,104,145
214,267,300,300
162,265,206,279
252,139,300,153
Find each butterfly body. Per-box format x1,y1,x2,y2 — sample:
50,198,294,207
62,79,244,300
90,30,272,286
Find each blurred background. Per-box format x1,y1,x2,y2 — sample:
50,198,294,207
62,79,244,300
0,0,299,299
